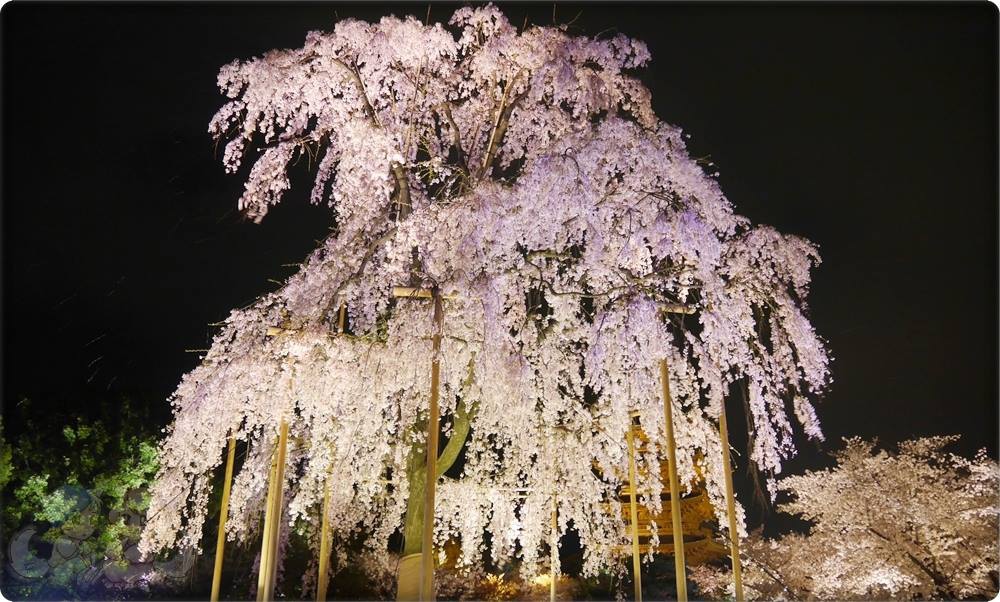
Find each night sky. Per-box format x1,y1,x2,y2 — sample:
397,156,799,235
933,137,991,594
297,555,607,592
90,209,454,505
3,2,997,515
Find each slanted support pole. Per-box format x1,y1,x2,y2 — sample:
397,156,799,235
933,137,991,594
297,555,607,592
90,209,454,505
719,403,744,601
257,420,289,602
660,358,688,602
316,474,333,602
625,413,643,602
256,443,277,601
211,434,237,602
392,287,449,601
336,301,347,334
315,301,346,602
420,290,444,601
550,495,558,602
657,302,692,602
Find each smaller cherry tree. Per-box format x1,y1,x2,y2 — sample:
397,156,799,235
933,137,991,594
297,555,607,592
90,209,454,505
691,436,1000,600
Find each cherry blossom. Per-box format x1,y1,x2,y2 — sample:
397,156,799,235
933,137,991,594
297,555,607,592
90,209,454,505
140,5,830,589
691,436,999,600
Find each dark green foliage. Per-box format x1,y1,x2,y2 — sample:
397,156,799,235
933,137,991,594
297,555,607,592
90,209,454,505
1,397,162,600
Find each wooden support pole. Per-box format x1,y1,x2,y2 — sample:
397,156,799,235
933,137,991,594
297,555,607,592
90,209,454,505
316,473,333,602
658,303,696,315
256,442,278,602
257,421,289,602
718,403,744,601
550,495,558,602
420,291,444,601
337,302,347,334
625,416,643,602
392,287,458,300
211,435,237,602
314,302,344,601
659,359,688,602
392,286,453,602
267,420,289,599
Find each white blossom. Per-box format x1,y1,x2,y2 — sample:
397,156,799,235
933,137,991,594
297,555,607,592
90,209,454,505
691,437,1000,600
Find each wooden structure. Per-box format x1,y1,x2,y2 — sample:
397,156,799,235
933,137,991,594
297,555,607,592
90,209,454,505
421,291,444,601
611,423,727,566
659,358,689,602
393,287,446,602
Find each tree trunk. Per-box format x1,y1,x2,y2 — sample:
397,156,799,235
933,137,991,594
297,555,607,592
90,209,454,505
402,438,428,557
396,389,475,601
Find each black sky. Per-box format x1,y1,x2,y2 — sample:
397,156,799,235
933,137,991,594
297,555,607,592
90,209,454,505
2,2,997,487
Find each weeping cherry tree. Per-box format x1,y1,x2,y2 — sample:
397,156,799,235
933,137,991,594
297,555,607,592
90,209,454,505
139,5,831,596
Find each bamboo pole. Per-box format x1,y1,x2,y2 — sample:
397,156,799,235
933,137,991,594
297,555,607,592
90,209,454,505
625,416,643,602
257,421,289,602
658,303,696,315
211,435,237,602
392,287,458,300
315,303,345,602
256,443,278,602
267,421,289,599
337,302,347,334
420,291,444,601
718,403,744,601
659,358,688,602
316,475,333,602
550,495,558,602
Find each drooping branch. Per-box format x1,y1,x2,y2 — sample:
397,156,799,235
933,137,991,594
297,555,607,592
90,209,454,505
330,56,412,218
740,380,772,517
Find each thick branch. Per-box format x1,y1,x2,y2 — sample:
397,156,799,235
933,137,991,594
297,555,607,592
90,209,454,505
436,102,468,174
401,356,477,556
392,163,413,220
478,69,527,179
330,57,379,125
330,56,411,218
436,400,473,478
436,357,478,477
521,254,695,303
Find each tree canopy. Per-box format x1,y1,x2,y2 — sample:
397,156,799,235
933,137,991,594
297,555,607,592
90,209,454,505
140,5,830,587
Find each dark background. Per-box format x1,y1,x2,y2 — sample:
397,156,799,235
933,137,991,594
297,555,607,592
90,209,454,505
3,2,997,522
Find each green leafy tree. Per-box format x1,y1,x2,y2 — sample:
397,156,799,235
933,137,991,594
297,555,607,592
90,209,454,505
1,397,163,600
